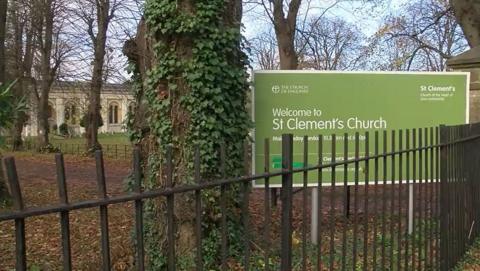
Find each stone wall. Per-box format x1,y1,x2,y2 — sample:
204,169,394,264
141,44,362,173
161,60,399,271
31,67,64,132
469,68,480,123
446,46,480,123
452,67,480,123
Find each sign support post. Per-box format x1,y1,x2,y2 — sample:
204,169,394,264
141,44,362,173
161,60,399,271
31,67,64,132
311,188,318,244
409,183,414,234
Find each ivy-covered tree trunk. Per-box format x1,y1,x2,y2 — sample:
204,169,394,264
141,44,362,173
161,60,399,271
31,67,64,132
125,0,250,268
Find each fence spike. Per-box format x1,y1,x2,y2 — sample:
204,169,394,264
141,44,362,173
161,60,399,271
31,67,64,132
55,153,72,271
3,157,26,271
94,150,111,271
133,147,145,270
280,134,293,271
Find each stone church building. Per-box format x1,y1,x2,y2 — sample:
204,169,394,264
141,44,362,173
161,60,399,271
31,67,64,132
24,81,134,137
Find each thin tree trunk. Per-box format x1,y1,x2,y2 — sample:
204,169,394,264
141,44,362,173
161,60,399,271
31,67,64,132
86,0,110,152
13,26,35,150
10,2,35,150
36,0,55,149
12,119,26,150
37,81,52,147
0,0,7,84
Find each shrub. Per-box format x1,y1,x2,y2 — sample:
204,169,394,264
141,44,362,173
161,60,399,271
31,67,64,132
38,143,60,153
59,123,69,136
80,114,104,128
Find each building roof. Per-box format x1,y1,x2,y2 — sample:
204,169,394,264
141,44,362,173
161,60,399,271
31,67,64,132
51,81,131,94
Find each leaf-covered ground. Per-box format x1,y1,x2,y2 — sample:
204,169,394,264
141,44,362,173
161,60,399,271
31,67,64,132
453,237,480,271
1,153,471,270
0,153,134,270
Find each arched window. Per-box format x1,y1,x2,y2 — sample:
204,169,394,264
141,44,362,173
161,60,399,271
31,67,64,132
108,102,119,124
64,102,78,125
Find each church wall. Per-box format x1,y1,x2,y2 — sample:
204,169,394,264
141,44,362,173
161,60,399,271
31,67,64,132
22,84,134,138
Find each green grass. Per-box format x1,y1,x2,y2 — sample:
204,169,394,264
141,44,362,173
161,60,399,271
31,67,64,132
2,133,131,159
49,133,129,145
7,133,129,147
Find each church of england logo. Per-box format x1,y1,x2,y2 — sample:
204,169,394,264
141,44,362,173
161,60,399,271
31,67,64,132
271,85,280,94
271,84,309,94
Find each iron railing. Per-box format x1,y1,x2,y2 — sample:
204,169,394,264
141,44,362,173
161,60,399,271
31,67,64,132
439,123,480,270
8,140,132,160
0,124,479,270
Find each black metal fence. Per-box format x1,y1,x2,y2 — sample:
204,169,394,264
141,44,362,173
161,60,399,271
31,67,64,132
10,140,132,160
0,124,479,270
440,123,480,270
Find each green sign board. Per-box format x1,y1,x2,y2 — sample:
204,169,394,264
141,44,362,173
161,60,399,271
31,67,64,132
253,71,469,187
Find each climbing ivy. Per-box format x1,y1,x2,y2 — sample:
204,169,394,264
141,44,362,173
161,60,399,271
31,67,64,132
144,0,250,168
130,0,252,269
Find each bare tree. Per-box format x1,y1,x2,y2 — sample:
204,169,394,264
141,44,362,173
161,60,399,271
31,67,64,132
374,0,467,71
30,0,71,149
6,0,36,150
272,0,301,69
297,16,367,70
245,0,384,70
259,0,302,69
248,30,280,69
80,0,119,152
64,0,141,83
367,33,418,71
62,0,140,152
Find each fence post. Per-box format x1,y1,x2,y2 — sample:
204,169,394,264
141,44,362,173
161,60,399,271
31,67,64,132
271,188,278,207
439,125,448,271
3,157,27,271
94,151,111,270
280,134,293,271
344,185,351,218
133,148,145,270
55,154,73,271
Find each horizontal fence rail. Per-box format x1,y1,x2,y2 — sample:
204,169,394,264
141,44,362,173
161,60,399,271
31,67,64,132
0,124,479,270
5,140,133,160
